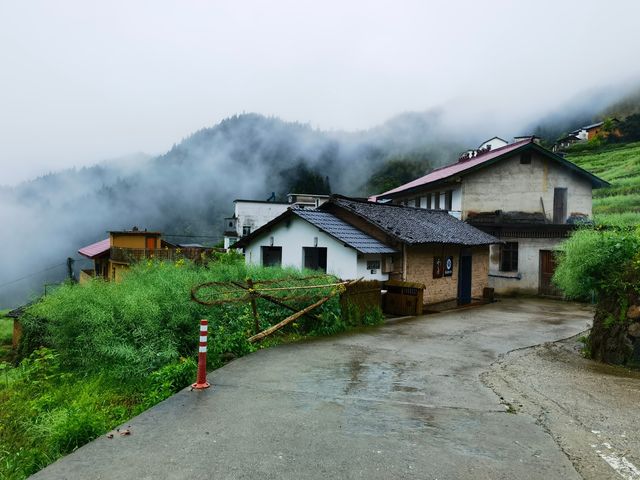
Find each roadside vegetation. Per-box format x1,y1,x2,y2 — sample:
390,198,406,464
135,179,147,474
0,254,383,479
554,226,640,367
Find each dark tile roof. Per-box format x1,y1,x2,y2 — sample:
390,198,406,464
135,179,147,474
328,197,499,246
292,208,397,254
231,207,397,254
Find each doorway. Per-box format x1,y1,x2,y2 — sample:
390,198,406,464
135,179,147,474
261,246,282,267
303,247,327,272
457,249,472,305
539,250,561,296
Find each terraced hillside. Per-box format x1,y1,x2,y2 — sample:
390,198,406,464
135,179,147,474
566,142,640,225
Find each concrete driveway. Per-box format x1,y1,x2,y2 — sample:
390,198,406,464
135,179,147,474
32,298,593,480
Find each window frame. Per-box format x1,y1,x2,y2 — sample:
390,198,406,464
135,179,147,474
500,242,519,272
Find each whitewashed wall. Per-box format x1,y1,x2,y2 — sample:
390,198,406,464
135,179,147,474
244,216,388,281
234,201,290,236
488,237,565,295
356,254,389,281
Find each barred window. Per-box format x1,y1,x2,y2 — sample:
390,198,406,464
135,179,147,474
500,242,518,271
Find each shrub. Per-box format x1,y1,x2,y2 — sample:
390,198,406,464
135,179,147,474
553,227,640,300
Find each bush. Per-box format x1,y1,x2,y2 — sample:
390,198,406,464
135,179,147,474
553,227,640,300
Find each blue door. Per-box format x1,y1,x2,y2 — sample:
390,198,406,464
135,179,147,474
458,250,472,305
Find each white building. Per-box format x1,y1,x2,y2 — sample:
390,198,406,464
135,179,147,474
372,137,609,296
223,194,330,249
233,208,396,281
478,136,508,151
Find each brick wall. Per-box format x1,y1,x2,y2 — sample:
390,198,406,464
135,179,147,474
471,246,489,299
405,245,489,304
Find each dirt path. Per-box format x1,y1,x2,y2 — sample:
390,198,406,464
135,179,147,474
482,334,640,480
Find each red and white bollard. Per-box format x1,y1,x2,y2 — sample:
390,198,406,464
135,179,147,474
192,319,211,389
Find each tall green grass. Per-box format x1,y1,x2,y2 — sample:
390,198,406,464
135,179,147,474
1,255,379,479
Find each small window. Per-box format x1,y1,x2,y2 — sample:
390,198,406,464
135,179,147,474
426,193,432,209
367,260,381,270
433,192,440,209
445,190,453,210
242,225,251,236
520,152,531,164
500,242,518,272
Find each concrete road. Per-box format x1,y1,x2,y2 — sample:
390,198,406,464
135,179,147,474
32,298,594,480
484,334,640,480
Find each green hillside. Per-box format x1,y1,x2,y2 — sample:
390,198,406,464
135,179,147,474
566,142,640,225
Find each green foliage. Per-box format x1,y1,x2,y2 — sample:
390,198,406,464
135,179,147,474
566,142,640,225
553,227,640,299
366,154,431,194
2,257,386,478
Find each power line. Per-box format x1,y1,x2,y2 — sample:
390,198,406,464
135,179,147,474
0,262,68,290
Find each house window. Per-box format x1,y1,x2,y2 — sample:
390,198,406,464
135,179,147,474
242,225,251,236
500,242,518,272
520,152,531,164
433,192,440,209
445,190,453,210
261,246,282,267
303,247,327,272
367,260,380,270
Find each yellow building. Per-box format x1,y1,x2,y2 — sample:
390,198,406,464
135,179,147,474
78,228,163,283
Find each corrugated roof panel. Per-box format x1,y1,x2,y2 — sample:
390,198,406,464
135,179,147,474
293,209,397,254
78,238,110,258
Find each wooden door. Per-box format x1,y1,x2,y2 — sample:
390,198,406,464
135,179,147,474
553,188,567,223
539,250,561,296
457,251,472,305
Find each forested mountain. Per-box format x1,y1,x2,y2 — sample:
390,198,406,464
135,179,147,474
0,112,465,308
4,82,640,309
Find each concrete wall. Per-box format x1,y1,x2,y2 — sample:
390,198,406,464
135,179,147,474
461,152,593,221
404,245,489,304
234,201,289,236
488,237,564,295
243,215,388,281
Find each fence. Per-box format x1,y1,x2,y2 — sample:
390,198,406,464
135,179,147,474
110,246,221,264
340,280,382,320
383,280,425,316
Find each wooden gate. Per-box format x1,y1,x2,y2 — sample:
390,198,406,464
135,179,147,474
383,280,425,316
539,250,561,296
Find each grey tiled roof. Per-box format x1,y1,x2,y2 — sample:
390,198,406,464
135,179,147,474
292,208,397,254
329,197,499,246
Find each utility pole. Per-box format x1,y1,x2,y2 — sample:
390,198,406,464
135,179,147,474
66,257,75,282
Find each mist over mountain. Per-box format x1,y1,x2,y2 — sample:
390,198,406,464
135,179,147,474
2,85,640,309
0,111,469,308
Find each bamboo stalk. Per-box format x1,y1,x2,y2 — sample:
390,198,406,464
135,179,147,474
247,278,362,343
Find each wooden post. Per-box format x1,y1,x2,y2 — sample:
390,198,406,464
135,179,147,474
247,278,260,334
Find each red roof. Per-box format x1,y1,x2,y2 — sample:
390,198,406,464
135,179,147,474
371,138,533,200
78,238,110,259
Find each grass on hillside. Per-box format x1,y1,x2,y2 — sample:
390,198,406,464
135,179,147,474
566,142,640,225
0,310,12,363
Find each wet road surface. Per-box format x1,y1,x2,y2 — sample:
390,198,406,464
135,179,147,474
32,298,594,479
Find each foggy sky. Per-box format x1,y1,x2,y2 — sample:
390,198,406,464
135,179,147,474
1,0,640,185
